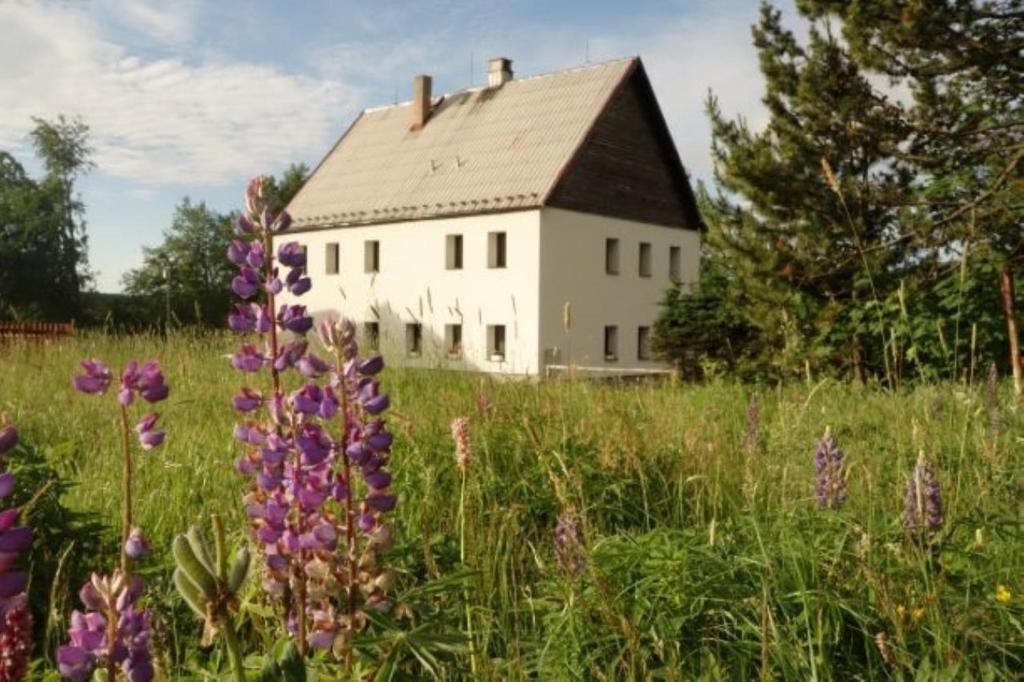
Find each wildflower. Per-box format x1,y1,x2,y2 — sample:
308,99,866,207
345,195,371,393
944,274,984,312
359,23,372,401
814,427,847,509
0,601,32,681
124,527,150,560
912,607,925,623
278,304,313,334
451,417,471,472
72,360,112,395
554,509,586,577
231,344,266,373
895,605,906,618
903,451,943,546
0,417,32,682
995,585,1011,603
277,242,307,268
135,414,165,451
874,631,894,666
244,175,272,216
57,571,153,682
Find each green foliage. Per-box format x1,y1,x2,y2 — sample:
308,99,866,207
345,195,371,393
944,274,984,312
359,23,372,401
5,332,1024,677
651,264,763,380
656,2,1023,383
0,116,92,321
121,164,309,328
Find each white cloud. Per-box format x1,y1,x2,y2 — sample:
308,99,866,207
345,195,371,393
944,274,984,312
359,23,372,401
0,2,365,186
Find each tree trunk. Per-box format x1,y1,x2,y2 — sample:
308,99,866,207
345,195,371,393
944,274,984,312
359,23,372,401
999,265,1022,397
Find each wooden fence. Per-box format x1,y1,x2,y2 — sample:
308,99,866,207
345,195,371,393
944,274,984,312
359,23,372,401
0,321,76,342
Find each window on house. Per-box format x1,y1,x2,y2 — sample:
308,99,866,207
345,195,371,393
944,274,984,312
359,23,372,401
364,240,380,273
488,231,506,268
446,234,463,270
405,323,422,357
637,326,651,361
605,238,620,275
639,242,652,278
363,321,379,350
669,246,681,280
326,243,339,274
487,324,506,361
604,325,619,362
445,323,463,356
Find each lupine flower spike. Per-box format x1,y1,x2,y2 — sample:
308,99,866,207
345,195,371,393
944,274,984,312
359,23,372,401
451,417,471,473
228,175,397,663
57,572,152,682
814,427,847,510
0,417,32,682
903,451,943,549
64,359,168,681
554,509,587,577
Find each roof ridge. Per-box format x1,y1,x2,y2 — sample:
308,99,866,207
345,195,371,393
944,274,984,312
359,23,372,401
362,56,637,114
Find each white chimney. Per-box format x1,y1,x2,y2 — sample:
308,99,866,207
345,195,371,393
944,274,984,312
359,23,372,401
411,74,432,130
487,57,513,87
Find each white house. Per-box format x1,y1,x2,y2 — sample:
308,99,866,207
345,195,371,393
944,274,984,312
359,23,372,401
277,56,702,376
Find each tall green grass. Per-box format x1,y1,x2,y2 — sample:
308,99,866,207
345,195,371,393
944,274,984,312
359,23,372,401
0,332,1021,679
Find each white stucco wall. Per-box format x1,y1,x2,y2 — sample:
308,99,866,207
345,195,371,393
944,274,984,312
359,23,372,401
537,207,700,372
274,210,542,375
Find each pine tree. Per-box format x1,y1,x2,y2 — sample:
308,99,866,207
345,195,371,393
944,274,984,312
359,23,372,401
705,4,918,381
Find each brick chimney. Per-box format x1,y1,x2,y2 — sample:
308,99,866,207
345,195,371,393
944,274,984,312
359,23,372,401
487,57,513,87
411,74,432,130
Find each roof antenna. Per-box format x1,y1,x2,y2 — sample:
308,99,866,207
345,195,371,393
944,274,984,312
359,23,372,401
585,39,591,64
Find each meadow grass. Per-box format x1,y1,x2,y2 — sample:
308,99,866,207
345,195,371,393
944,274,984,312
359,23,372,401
0,331,1021,679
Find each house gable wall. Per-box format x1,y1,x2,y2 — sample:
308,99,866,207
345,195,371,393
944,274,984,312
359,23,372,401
546,65,701,230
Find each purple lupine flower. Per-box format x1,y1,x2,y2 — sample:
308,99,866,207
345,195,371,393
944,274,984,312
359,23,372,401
231,344,266,372
57,572,153,682
286,271,311,296
233,387,263,412
554,510,586,577
232,267,261,299
135,413,165,451
278,305,313,334
277,242,306,268
124,527,150,560
814,427,847,509
73,360,112,395
227,240,249,266
903,451,943,547
0,416,32,681
235,213,256,235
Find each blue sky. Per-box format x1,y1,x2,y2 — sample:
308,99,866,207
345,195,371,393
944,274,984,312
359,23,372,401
0,0,799,292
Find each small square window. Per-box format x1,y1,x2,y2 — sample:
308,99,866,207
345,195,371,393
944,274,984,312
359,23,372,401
605,238,620,275
445,323,463,357
604,325,618,362
669,246,681,280
326,243,339,274
364,240,380,273
639,242,652,278
406,323,422,357
363,321,379,350
446,234,463,270
487,324,506,361
488,232,506,268
637,326,651,361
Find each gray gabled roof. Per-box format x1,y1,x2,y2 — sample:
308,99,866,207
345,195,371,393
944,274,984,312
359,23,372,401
286,58,638,230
